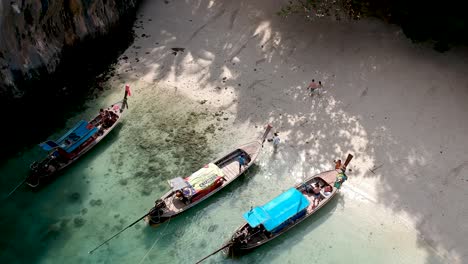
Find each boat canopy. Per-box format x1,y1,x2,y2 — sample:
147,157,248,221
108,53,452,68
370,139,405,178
243,188,310,232
185,163,224,192
168,177,190,191
39,120,98,153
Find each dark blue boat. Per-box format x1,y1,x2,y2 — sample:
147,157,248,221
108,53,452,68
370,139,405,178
26,89,129,188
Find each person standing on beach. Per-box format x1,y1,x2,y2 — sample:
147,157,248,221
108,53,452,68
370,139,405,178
272,132,280,150
307,79,318,90
307,79,323,96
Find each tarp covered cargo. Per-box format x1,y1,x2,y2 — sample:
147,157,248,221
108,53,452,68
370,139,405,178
243,188,310,232
185,163,224,192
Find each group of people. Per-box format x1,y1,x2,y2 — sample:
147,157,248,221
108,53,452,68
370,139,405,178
307,79,324,97
175,189,190,205
310,160,347,207
99,108,118,129
305,181,334,208
238,131,281,174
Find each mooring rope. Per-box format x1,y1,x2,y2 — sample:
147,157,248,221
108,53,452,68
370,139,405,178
137,217,172,264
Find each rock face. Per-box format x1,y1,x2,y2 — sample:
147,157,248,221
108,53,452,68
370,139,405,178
0,0,138,98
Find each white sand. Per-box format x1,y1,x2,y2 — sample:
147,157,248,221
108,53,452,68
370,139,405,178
111,0,468,262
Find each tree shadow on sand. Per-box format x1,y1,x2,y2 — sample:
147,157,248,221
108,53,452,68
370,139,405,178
113,0,468,262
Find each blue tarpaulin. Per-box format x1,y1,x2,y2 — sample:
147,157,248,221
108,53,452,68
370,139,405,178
39,120,98,153
243,188,310,232
39,140,59,151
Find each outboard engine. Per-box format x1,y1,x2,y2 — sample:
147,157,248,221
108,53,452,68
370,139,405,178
147,199,167,225
26,162,42,186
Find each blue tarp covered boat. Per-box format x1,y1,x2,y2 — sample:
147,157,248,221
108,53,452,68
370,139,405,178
243,188,310,232
218,154,353,258
25,88,130,188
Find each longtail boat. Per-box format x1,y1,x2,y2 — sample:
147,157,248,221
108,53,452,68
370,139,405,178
26,87,130,188
144,124,273,227
221,154,354,257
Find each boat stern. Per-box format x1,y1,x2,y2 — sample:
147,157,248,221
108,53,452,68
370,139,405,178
145,201,171,228
223,240,242,258
144,214,162,228
26,162,45,188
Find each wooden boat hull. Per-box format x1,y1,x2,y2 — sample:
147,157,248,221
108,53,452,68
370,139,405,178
224,168,346,257
26,100,127,188
145,125,272,227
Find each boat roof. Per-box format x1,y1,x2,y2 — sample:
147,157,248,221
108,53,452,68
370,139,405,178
39,120,98,153
243,188,310,232
168,177,190,190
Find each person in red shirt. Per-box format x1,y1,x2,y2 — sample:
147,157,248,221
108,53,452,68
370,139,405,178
307,79,323,96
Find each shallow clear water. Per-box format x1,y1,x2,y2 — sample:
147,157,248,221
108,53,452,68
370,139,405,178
0,86,445,264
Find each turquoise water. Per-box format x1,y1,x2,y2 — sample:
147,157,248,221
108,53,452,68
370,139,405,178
0,86,445,264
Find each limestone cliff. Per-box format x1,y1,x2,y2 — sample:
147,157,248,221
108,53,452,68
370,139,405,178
0,0,138,98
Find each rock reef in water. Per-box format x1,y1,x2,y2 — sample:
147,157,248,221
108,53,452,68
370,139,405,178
0,0,139,98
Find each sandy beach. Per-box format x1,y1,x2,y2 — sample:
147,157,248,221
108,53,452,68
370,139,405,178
110,0,468,262
1,0,467,263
